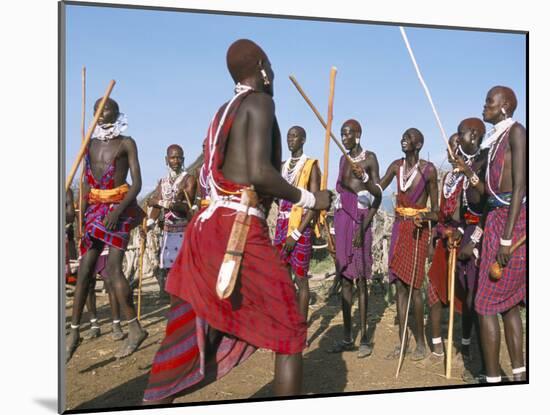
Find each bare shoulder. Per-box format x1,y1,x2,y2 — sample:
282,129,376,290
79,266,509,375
241,92,274,112
389,158,402,170
420,159,437,177
510,122,526,141
365,150,378,162
118,135,137,151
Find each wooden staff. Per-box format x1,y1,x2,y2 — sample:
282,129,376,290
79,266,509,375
216,187,258,299
490,235,526,280
399,27,455,160
446,244,458,378
137,218,147,321
321,67,337,255
77,66,86,247
65,80,116,192
289,75,355,166
396,227,421,378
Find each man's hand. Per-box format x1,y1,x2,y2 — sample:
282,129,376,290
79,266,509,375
352,228,364,248
103,210,120,230
450,155,468,174
496,245,511,268
413,213,425,228
313,190,333,211
458,241,475,261
284,235,298,252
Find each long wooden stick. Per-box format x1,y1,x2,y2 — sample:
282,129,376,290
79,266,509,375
137,218,147,321
489,235,526,280
399,27,454,160
77,66,86,248
289,75,355,166
65,80,116,192
396,227,421,378
446,246,457,378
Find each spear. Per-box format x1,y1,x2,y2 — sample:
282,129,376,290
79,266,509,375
65,80,116,192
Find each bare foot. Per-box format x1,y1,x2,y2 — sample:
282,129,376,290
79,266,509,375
115,328,148,359
410,345,428,361
111,322,125,341
66,328,81,363
84,326,101,340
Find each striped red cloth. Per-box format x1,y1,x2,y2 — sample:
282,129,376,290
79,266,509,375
143,297,256,402
80,150,142,256
273,200,313,279
475,205,526,315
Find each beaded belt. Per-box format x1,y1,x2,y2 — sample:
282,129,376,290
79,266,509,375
88,184,129,204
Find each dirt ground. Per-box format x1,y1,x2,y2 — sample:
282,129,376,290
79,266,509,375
64,275,524,412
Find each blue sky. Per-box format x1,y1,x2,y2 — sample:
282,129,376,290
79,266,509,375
64,4,526,199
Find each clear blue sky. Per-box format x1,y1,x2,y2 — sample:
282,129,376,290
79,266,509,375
64,4,526,199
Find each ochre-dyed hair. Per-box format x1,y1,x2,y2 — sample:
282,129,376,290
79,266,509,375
342,119,362,135
226,39,268,83
491,85,518,115
289,125,306,139
166,144,184,156
458,118,486,137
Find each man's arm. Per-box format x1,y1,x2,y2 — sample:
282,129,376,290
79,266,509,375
362,153,382,229
424,163,440,222
296,163,321,233
378,160,398,191
497,124,526,267
104,137,142,230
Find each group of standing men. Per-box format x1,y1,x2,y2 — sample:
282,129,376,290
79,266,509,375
65,38,526,402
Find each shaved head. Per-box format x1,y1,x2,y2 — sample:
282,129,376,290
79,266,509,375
458,117,486,137
166,144,183,156
489,85,518,116
406,128,424,146
288,125,306,139
226,39,268,83
342,119,362,135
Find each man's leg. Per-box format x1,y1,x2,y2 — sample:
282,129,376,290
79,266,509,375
103,277,124,341
83,277,101,340
274,352,303,396
356,278,372,358
502,305,526,381
461,289,475,361
429,300,444,356
105,247,148,358
386,279,410,359
295,275,310,322
478,313,501,382
67,240,103,362
411,287,427,360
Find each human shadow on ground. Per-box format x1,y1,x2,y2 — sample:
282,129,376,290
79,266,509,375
249,325,349,398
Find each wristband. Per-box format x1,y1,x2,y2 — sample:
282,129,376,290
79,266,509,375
457,227,465,235
296,188,316,209
290,229,302,241
361,171,369,183
500,238,512,247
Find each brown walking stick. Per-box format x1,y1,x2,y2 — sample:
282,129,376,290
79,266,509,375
396,227,421,378
137,218,147,321
77,66,86,248
320,67,337,255
66,80,116,192
489,235,526,280
446,243,458,378
289,75,356,166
